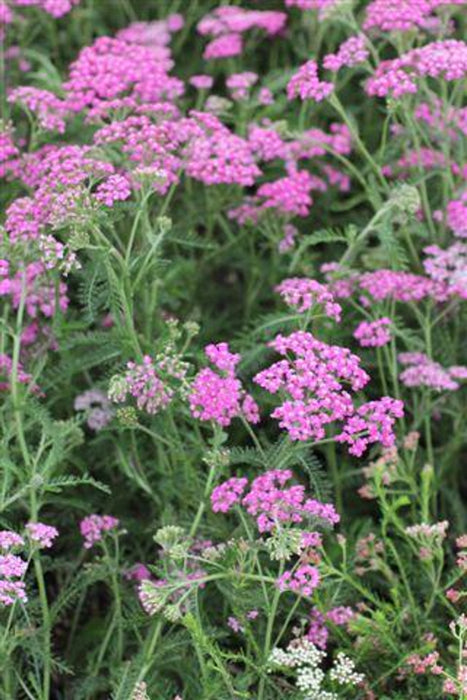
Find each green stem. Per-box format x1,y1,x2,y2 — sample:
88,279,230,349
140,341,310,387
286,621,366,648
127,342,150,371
258,562,284,700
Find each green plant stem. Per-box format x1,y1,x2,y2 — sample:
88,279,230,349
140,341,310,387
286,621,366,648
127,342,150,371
258,562,284,700
329,93,390,195
189,459,217,539
326,441,342,515
135,619,164,683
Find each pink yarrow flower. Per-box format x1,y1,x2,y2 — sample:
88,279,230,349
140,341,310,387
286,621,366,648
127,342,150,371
189,343,259,427
212,469,339,531
447,192,467,238
94,174,131,207
287,60,334,102
0,580,28,606
25,523,59,549
363,0,465,34
203,34,243,60
336,397,404,457
277,564,320,596
276,277,342,321
366,40,467,99
399,353,467,391
323,36,369,71
80,514,119,549
353,318,392,347
189,75,214,90
254,331,369,442
211,477,248,513
0,531,24,551
0,554,28,578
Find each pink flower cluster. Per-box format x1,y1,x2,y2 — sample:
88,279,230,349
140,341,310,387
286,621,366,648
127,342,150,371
0,126,20,178
0,261,69,319
358,269,445,303
25,522,59,549
447,192,467,238
189,343,259,427
94,174,132,207
5,148,109,239
366,40,467,99
415,100,467,140
8,0,80,18
226,72,258,101
257,170,317,217
399,353,467,392
211,469,339,532
0,554,27,578
254,331,369,442
211,477,248,513
97,109,262,191
423,243,467,299
203,34,243,60
353,318,392,347
323,36,369,72
0,531,24,551
306,605,354,648
0,353,33,391
80,514,119,549
276,277,342,321
0,530,27,606
277,564,320,596
247,122,352,166
198,6,286,60
64,36,183,112
183,114,261,187
287,60,334,102
229,164,338,222
254,331,403,454
189,75,213,91
364,0,465,34
8,87,69,133
116,14,183,48
406,651,443,676
110,356,174,415
335,397,404,457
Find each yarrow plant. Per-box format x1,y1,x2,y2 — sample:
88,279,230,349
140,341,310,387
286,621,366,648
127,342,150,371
0,0,466,697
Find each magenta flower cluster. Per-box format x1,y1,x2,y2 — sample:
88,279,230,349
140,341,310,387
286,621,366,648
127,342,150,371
253,331,403,455
323,36,369,72
287,60,334,103
353,318,392,348
335,397,404,457
307,606,354,649
0,523,56,606
276,277,342,321
197,6,286,60
254,331,366,440
366,40,467,99
277,564,320,597
399,353,467,392
111,356,174,416
447,192,467,238
363,0,465,34
211,469,339,532
26,522,59,549
80,515,119,549
189,343,259,427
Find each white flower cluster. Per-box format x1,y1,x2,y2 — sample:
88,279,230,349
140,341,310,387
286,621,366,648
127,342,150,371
329,652,365,686
269,639,325,669
268,638,365,699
